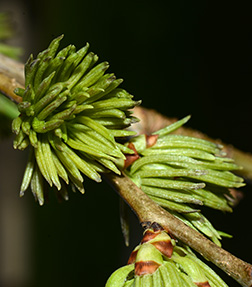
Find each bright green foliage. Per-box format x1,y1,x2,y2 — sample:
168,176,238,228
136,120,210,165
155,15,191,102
12,35,140,204
125,116,245,245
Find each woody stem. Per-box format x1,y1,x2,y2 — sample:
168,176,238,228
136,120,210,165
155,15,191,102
105,172,252,287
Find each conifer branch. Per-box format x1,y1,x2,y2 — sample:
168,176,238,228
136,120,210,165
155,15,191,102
1,53,252,286
106,172,252,287
1,56,252,182
132,106,252,181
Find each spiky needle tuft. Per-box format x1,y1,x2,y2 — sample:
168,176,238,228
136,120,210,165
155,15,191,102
12,35,140,204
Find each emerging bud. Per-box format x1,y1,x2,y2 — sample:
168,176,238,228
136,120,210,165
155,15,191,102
106,223,228,287
12,35,140,204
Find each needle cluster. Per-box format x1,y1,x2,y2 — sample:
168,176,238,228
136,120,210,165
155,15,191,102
124,116,245,245
12,35,140,204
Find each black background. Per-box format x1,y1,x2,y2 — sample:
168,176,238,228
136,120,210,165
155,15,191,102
2,0,252,286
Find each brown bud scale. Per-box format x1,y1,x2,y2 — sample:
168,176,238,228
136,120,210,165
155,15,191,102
195,282,211,287
151,240,173,258
145,134,159,148
127,249,138,265
135,260,161,276
141,229,160,244
124,142,140,169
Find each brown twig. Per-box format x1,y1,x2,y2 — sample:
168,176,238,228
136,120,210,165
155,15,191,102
106,172,252,287
0,54,24,86
1,54,252,286
0,54,24,103
1,53,252,181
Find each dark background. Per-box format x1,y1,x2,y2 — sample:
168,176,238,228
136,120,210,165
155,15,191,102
0,0,252,286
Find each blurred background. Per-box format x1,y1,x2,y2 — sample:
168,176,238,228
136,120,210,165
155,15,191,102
0,0,252,286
